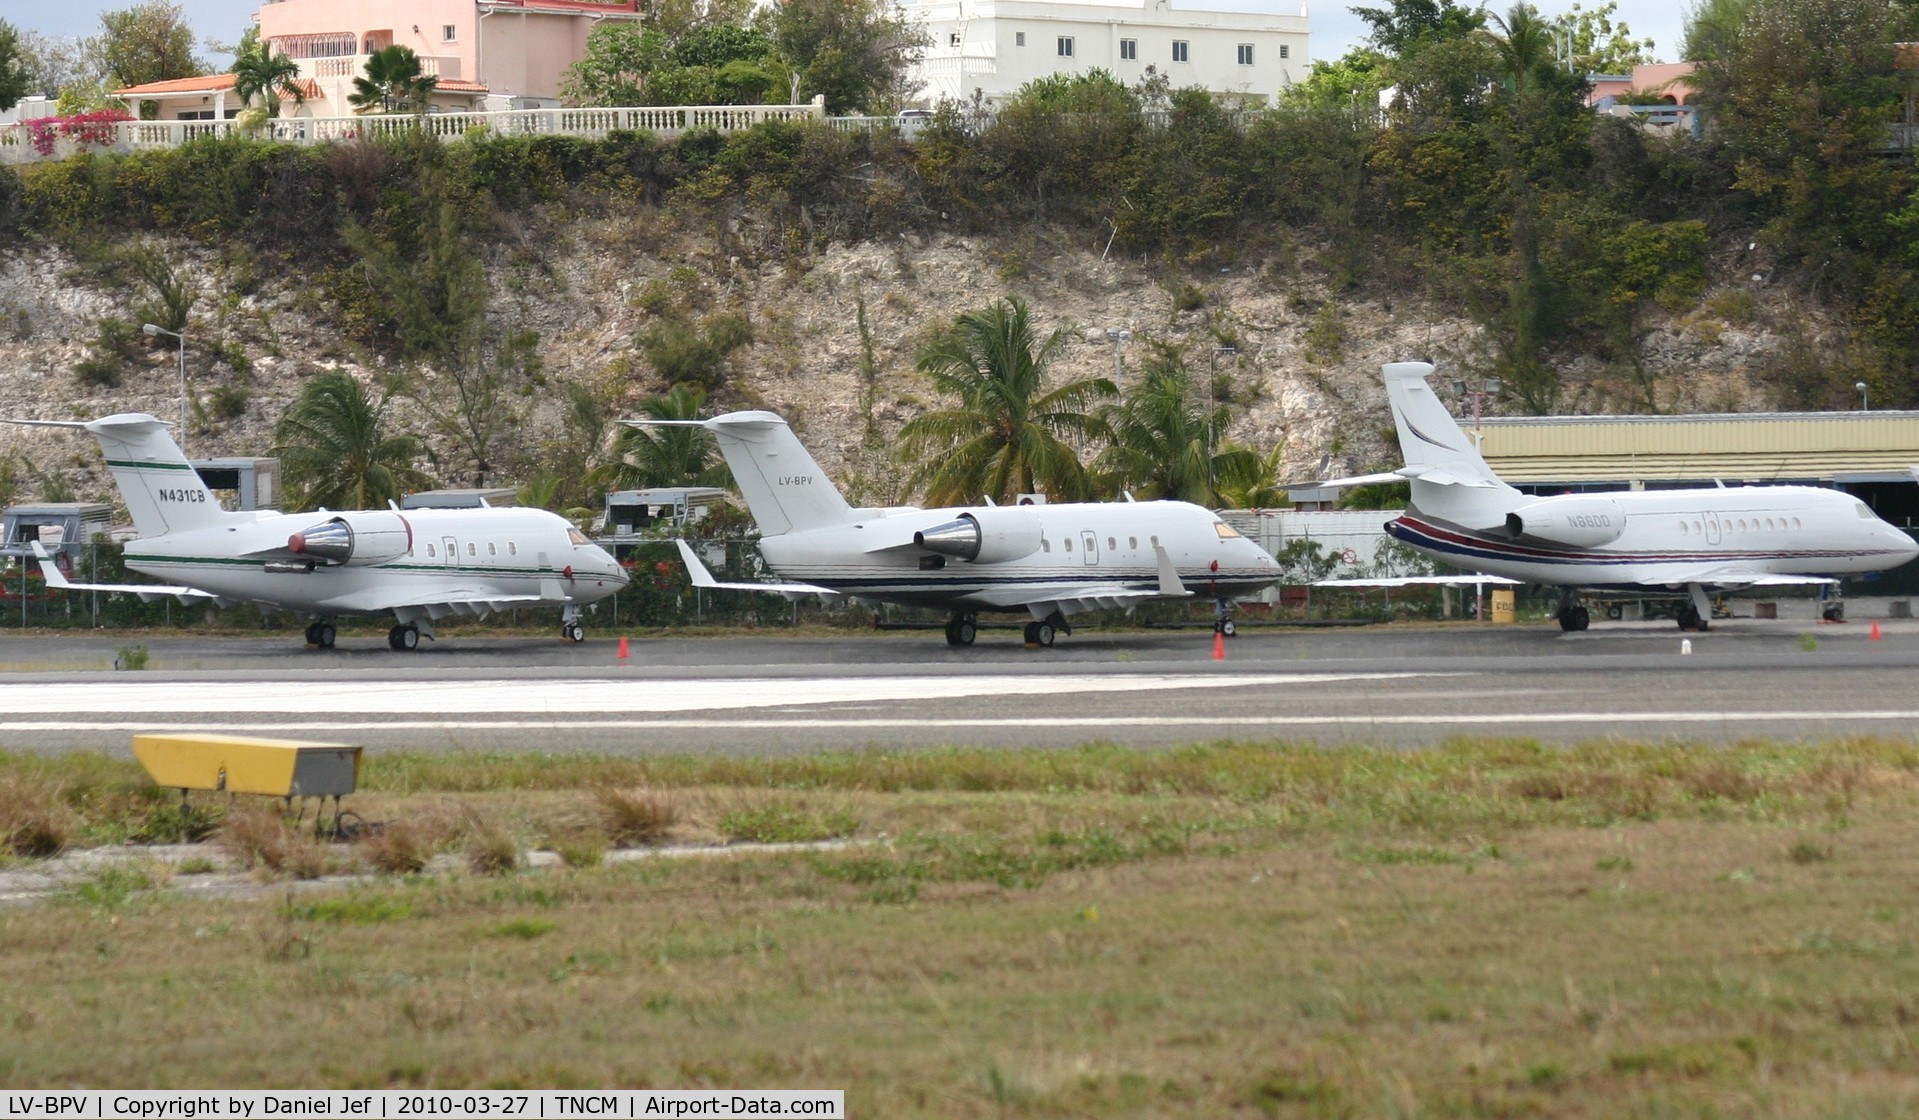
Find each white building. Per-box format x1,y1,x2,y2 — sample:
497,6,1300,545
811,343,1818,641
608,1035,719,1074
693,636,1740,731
897,0,1309,107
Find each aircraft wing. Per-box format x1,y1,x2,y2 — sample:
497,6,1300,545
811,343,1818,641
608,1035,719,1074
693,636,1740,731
674,539,842,601
971,544,1195,613
28,542,215,602
1317,574,1522,588
314,586,548,614
1648,567,1839,590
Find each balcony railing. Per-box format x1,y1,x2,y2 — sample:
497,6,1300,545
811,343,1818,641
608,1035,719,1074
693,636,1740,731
0,101,830,162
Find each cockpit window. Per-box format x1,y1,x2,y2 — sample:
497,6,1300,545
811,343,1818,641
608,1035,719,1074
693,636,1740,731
1856,501,1876,520
1214,521,1243,539
567,528,591,545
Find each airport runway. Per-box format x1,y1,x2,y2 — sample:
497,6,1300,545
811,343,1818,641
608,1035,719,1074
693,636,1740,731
1,610,1916,753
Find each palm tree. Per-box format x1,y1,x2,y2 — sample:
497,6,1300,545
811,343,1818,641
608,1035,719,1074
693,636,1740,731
230,36,305,118
597,383,732,491
272,372,431,510
1211,441,1287,509
899,297,1115,505
1483,3,1560,100
1095,342,1236,505
349,45,437,114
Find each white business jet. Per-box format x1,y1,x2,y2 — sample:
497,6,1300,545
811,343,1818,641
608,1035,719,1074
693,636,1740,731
1318,362,1919,631
7,413,627,649
629,411,1281,646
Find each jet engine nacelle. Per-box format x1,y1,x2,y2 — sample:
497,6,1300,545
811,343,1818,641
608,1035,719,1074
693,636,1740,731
1505,496,1626,547
912,509,1044,563
287,512,413,567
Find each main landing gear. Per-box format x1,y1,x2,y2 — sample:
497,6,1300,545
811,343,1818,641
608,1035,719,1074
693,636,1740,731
1676,583,1712,632
304,620,337,649
944,613,978,646
1556,601,1591,632
561,603,586,643
388,624,420,651
1023,611,1071,648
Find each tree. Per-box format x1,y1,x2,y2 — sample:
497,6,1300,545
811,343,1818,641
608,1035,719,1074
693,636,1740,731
272,372,431,511
0,21,29,112
1682,0,1753,62
1211,443,1287,509
767,0,926,113
230,28,305,117
1548,2,1656,74
349,44,437,114
1354,0,1486,58
88,2,202,93
1095,343,1236,505
18,31,90,104
563,22,665,106
599,383,732,491
898,297,1115,505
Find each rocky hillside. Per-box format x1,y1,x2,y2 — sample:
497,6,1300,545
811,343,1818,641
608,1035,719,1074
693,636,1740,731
0,214,1806,513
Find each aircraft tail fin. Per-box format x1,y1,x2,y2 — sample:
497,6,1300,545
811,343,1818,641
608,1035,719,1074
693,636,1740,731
630,412,853,536
4,414,234,539
1382,363,1507,484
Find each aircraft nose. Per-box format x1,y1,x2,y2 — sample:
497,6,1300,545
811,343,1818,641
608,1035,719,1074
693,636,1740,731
1894,527,1919,563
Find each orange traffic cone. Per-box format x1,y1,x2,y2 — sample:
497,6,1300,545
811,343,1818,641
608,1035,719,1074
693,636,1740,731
1213,630,1226,661
617,635,629,659
1870,621,1882,641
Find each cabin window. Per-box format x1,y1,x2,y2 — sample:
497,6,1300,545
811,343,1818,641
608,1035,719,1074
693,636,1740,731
509,542,518,555
1792,517,1802,530
1064,538,1073,552
467,542,477,556
1692,521,1702,535
1764,518,1774,531
1041,538,1050,552
1150,534,1160,546
488,542,497,556
426,544,436,557
1129,536,1138,549
1679,521,1688,534
1107,536,1117,550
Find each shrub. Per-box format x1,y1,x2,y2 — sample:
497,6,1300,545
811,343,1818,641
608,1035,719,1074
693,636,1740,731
595,787,679,846
358,814,452,874
217,803,329,879
461,810,520,875
0,776,74,858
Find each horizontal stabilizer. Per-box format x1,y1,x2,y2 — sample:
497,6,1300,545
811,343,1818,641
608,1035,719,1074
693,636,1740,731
674,539,842,600
29,542,213,602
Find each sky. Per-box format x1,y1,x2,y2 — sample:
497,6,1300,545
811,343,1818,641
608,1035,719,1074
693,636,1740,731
5,0,1696,72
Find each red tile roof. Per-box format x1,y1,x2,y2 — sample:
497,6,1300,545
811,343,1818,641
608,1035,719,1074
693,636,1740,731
113,72,238,96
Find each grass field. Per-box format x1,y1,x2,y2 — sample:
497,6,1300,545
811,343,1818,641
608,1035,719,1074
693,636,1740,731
2,738,1917,1116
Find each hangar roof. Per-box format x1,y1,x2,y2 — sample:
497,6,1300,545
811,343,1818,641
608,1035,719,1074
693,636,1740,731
1472,410,1919,484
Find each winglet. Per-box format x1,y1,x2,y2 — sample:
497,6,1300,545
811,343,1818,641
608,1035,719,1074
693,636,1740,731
675,538,721,589
1153,544,1192,597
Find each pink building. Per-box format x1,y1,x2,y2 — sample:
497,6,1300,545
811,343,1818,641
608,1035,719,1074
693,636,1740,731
1588,61,1697,107
115,0,639,119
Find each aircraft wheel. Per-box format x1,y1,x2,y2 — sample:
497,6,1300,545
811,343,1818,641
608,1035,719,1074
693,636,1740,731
955,618,977,646
389,625,419,651
1569,605,1590,631
1033,622,1055,648
315,622,336,649
1676,605,1701,631
1023,621,1040,645
1220,618,1237,638
1605,604,1624,621
304,622,320,646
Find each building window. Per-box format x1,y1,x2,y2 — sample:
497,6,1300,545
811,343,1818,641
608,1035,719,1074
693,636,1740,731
1280,44,1290,59
1172,40,1189,63
949,31,961,47
1058,36,1074,57
1016,31,1025,46
1237,43,1254,65
1120,38,1137,60
443,24,457,42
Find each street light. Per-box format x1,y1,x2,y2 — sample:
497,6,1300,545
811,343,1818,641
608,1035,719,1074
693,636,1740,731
1855,381,1869,410
1452,377,1502,444
141,323,186,457
1104,327,1131,385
